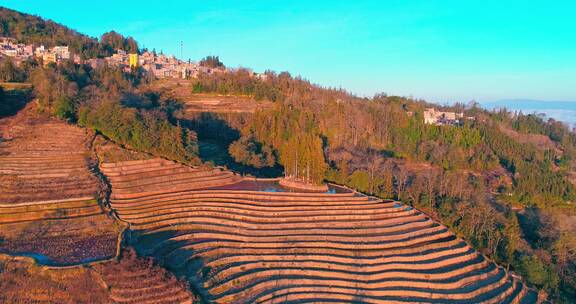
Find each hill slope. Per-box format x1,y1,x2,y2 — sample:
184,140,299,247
2,5,574,302
0,103,120,264
0,6,137,58
99,152,538,303
0,6,102,58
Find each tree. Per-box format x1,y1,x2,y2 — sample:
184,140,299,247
53,96,76,122
503,212,521,268
366,151,384,194
394,165,412,200
423,170,438,214
278,132,327,185
101,31,138,53
229,136,275,168
348,170,370,193
0,58,21,82
29,66,78,112
378,162,395,198
516,254,559,291
199,56,224,69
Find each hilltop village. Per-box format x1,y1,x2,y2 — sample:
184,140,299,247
0,36,219,79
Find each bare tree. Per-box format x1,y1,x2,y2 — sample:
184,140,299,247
394,164,411,199
366,151,383,194
423,170,438,215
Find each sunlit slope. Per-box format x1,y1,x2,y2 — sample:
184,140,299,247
0,249,197,304
148,79,274,114
100,157,538,304
0,106,119,264
93,249,197,304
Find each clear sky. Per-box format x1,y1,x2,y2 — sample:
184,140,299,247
3,1,576,103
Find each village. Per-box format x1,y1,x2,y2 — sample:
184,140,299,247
0,36,219,79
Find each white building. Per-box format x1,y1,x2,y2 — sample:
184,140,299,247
53,46,70,60
424,108,465,125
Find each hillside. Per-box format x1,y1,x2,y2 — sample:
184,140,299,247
0,6,102,58
0,248,197,304
170,71,576,302
1,6,575,303
149,78,274,113
98,150,537,303
0,104,120,264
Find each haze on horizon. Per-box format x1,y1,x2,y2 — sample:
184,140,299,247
3,0,576,104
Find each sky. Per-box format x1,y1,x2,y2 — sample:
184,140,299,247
3,0,576,104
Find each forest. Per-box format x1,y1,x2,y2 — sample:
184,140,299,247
1,6,575,301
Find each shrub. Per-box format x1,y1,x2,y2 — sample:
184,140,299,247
516,254,559,291
78,102,200,165
53,96,76,122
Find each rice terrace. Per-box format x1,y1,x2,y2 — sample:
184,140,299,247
2,2,576,304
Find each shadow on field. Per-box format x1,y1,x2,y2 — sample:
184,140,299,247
130,228,214,303
0,86,32,119
180,112,283,177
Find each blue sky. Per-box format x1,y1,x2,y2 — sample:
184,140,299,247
3,1,576,103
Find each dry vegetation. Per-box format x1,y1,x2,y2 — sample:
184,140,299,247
93,248,197,304
499,124,563,155
94,135,154,164
0,254,111,303
101,156,538,303
0,103,100,202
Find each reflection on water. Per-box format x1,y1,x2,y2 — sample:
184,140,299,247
8,251,111,266
16,252,54,264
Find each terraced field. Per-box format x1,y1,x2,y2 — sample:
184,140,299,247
1,249,196,304
148,78,274,113
94,249,197,304
101,158,242,200
0,108,120,264
101,157,538,304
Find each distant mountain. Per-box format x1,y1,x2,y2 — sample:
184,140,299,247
480,99,576,127
481,99,576,111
